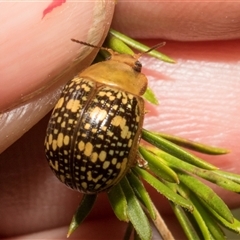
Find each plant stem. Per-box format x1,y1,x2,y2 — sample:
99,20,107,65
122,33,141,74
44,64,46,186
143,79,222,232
150,204,175,240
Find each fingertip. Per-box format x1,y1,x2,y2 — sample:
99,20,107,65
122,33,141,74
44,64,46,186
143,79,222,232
1,1,114,111
0,1,114,152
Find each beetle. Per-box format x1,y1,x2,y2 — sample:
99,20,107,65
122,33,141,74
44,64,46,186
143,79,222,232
44,39,161,194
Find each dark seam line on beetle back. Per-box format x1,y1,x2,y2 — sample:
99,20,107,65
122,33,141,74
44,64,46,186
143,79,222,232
69,80,99,189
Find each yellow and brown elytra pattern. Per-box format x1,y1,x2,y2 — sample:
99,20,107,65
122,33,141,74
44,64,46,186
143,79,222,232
45,77,94,189
45,76,144,193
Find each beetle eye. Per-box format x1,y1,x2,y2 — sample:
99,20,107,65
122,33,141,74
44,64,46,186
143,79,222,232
133,60,142,72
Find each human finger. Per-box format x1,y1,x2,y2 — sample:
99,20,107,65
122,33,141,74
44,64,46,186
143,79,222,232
0,1,115,153
112,1,240,41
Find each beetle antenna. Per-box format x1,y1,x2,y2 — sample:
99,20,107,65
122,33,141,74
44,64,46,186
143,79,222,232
71,38,102,49
144,42,166,54
71,38,114,54
71,38,165,57
134,42,166,59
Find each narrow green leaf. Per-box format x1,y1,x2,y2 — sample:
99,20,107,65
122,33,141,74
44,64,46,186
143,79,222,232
164,181,178,193
127,171,156,220
170,202,201,240
217,217,240,234
141,129,218,170
180,198,211,239
155,132,229,155
105,34,134,55
148,146,240,192
109,29,176,63
175,183,226,239
120,177,152,240
188,189,226,240
167,182,205,239
133,167,193,212
128,175,175,240
143,87,159,105
195,170,240,193
108,183,129,222
67,194,97,237
200,198,240,234
178,173,234,224
148,162,179,184
215,170,240,185
139,146,179,183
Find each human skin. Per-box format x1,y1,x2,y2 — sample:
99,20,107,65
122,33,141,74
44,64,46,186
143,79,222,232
1,1,240,239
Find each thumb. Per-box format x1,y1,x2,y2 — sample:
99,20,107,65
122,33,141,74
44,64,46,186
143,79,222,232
0,1,115,153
